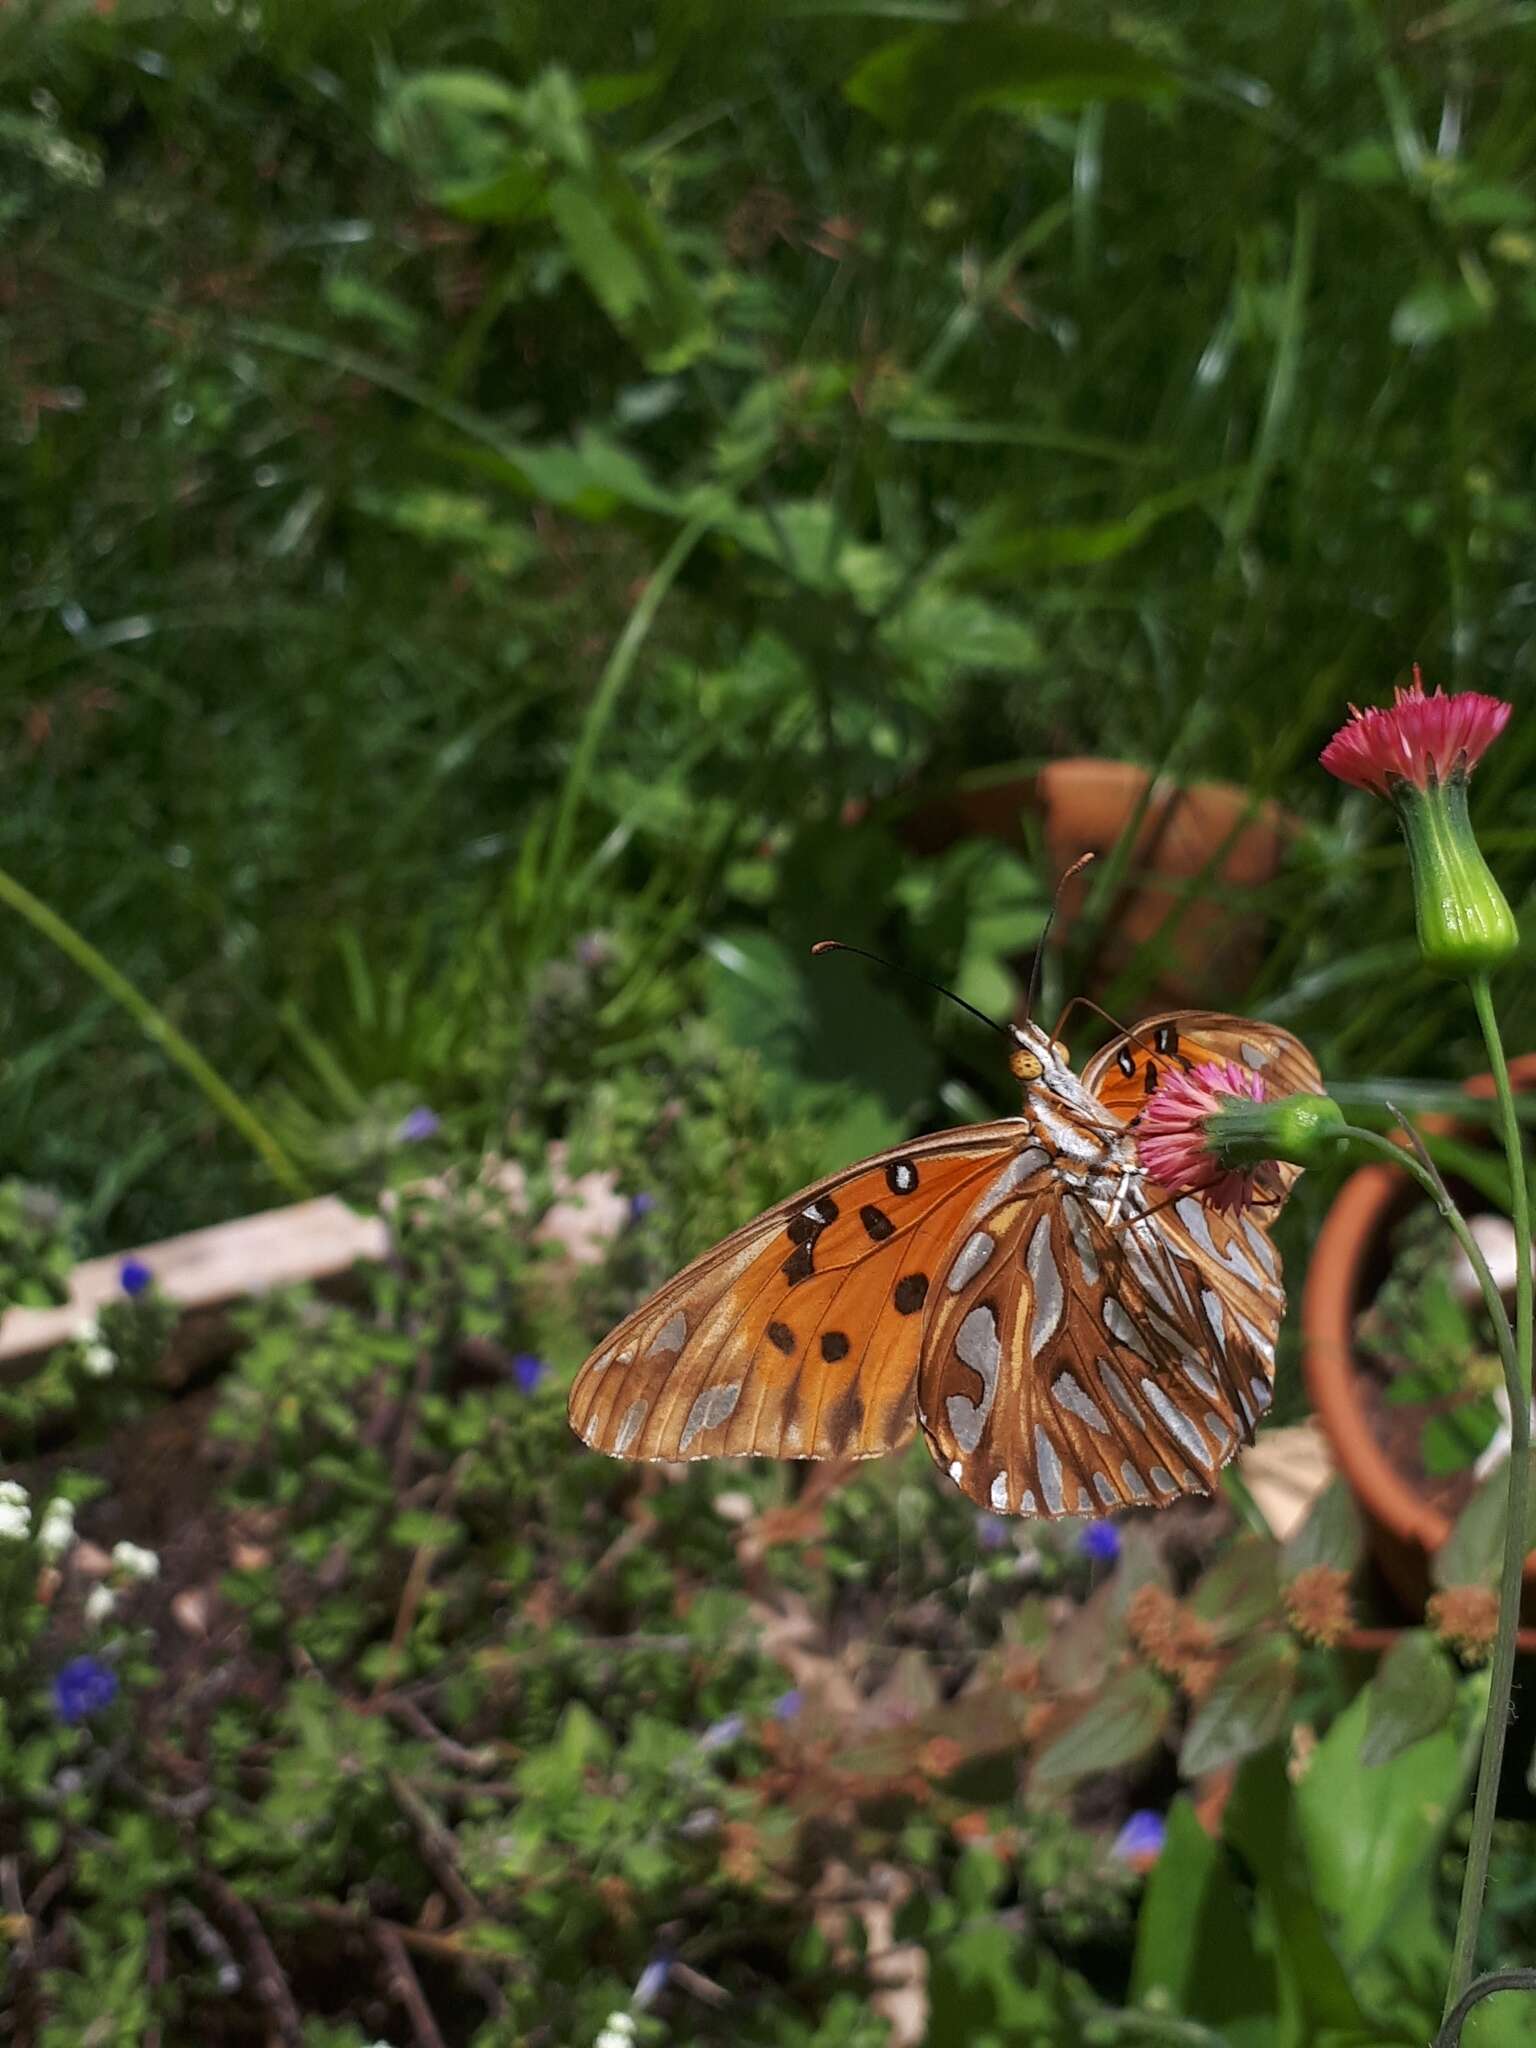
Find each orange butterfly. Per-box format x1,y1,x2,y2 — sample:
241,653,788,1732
568,1004,1320,1518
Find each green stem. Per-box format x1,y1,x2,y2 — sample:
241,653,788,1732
1442,976,1533,2018
0,864,309,1201
1337,1123,1518,1396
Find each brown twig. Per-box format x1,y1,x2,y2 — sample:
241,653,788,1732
200,1870,302,2047
391,1347,437,1490
372,1454,471,1699
270,1896,519,1973
386,1771,483,1923
376,1692,501,1773
0,1856,31,1960
145,1897,168,2048
671,1959,730,2008
575,1504,659,1608
377,1922,448,2048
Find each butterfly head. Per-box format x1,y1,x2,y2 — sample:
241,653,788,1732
1007,1021,1070,1089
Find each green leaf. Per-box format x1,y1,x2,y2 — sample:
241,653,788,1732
546,162,713,372
879,587,1043,682
925,1920,1086,2047
1224,1750,1368,2035
1179,1634,1297,1777
1031,1667,1171,1790
375,69,544,220
1434,1451,1536,1590
846,23,1181,135
1130,1799,1277,2045
1422,1402,1499,1477
1391,277,1491,346
937,474,1230,580
1294,1672,1478,1961
1361,1631,1459,1767
1281,1479,1364,1580
1188,1534,1284,1641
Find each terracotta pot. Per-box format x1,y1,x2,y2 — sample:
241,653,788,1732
898,758,1299,1009
1302,1056,1536,1622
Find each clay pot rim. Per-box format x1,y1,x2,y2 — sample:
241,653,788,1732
1301,1056,1536,1577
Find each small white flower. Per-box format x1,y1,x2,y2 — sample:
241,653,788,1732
0,1498,30,1542
0,1479,28,1507
72,1314,101,1346
84,1585,117,1625
81,1340,118,1380
595,2017,638,2048
53,1766,85,1795
37,1498,76,1560
111,1540,160,1582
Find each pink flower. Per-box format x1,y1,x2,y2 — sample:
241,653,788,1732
1319,667,1510,799
1139,1060,1268,1215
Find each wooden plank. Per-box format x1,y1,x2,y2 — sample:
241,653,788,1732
0,1197,390,1366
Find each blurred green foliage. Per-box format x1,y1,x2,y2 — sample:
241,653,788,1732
2,0,1535,1253
6,0,1536,2041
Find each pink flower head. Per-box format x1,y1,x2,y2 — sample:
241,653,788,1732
1319,667,1510,799
1139,1059,1268,1216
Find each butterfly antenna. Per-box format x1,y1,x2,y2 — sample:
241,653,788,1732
810,940,1010,1040
1023,851,1096,1026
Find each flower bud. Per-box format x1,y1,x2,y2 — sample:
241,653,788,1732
1321,669,1518,977
1392,777,1519,977
1139,1062,1343,1216
1203,1090,1349,1171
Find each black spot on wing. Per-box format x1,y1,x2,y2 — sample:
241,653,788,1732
782,1244,815,1286
894,1272,929,1315
766,1320,796,1355
820,1331,850,1363
859,1203,895,1242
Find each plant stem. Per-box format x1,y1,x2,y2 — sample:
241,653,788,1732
1434,1968,1536,2048
1336,1123,1517,1396
0,864,309,1201
1441,976,1533,2018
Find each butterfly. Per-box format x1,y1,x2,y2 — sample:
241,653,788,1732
568,1007,1321,1517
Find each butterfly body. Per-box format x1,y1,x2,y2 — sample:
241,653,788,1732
569,1012,1319,1517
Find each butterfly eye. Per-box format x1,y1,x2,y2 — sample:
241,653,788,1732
1009,1045,1044,1082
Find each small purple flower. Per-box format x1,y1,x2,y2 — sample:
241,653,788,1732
1079,1521,1121,1565
771,1688,803,1721
976,1512,1012,1551
395,1106,441,1144
511,1352,546,1394
118,1257,152,1298
53,1655,119,1725
698,1712,746,1753
628,1191,656,1223
633,1953,671,2008
1112,1809,1167,1867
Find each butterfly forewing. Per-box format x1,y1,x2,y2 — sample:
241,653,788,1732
568,1124,1037,1465
1082,1011,1320,1113
1082,1009,1322,1200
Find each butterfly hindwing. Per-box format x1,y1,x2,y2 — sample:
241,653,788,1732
919,1072,1286,1518
568,1124,1037,1464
